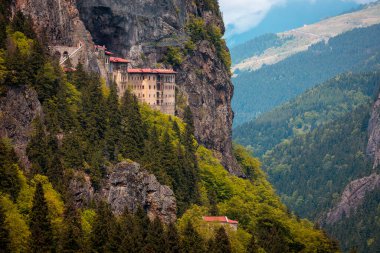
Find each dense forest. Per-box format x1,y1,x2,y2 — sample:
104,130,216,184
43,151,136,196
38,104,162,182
234,72,380,156
230,33,293,65
234,71,380,252
0,2,339,252
232,24,380,126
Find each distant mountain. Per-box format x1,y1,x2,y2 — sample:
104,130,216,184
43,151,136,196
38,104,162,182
226,0,359,47
232,23,380,126
234,71,380,252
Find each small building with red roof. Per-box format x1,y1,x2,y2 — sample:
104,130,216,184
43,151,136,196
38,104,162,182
203,216,239,231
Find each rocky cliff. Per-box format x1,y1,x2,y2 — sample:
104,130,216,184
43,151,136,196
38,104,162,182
76,0,241,175
13,0,99,70
0,86,42,171
325,173,380,224
324,94,380,225
70,161,177,224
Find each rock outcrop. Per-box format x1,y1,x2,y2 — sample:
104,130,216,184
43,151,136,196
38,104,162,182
13,0,99,71
76,0,241,175
325,173,380,224
0,86,42,170
367,93,380,169
70,161,177,224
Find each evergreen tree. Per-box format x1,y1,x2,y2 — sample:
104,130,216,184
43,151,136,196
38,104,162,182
166,223,180,253
90,201,115,252
0,138,21,201
0,206,10,253
120,89,146,161
10,11,36,39
213,227,231,253
104,82,122,161
144,218,166,253
60,197,84,252
246,234,259,253
29,182,54,253
119,209,144,253
181,221,205,253
208,190,219,216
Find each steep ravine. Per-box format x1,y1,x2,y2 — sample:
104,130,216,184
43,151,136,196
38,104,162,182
76,0,241,175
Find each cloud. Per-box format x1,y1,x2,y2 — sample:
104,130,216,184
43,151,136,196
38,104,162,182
219,0,378,37
219,0,286,36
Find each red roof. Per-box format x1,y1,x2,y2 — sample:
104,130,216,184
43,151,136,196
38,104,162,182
95,45,106,50
105,51,114,55
203,216,238,224
127,68,177,74
63,67,77,72
110,57,130,63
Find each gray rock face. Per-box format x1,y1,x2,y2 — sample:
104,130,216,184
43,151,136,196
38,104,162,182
367,93,380,169
76,0,241,175
14,0,99,71
70,161,177,224
325,173,380,224
0,86,42,170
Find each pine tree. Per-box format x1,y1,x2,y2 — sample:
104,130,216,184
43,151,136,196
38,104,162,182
60,196,83,252
166,223,180,253
213,227,231,253
181,221,205,253
29,182,54,253
120,89,146,161
246,234,259,253
0,138,21,201
208,190,219,216
104,82,122,161
0,206,10,253
144,218,166,253
90,201,115,252
119,209,144,253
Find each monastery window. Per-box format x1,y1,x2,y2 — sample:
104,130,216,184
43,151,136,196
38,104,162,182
142,86,144,89
154,85,156,89
143,94,145,98
149,85,151,89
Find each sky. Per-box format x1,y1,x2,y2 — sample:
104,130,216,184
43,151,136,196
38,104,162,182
220,0,378,45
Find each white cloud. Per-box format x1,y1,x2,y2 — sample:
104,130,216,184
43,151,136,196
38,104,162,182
220,0,286,35
219,0,378,37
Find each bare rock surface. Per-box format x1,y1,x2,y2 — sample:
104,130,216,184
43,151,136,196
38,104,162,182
0,86,42,170
367,93,380,169
70,161,177,224
76,0,242,175
325,173,380,224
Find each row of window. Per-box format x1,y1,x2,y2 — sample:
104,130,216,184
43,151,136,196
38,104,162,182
135,93,174,98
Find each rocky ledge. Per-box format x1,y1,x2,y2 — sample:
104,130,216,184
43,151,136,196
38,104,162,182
325,173,380,224
70,161,177,224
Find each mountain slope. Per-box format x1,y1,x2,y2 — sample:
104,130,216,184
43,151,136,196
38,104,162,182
234,71,380,252
232,24,380,125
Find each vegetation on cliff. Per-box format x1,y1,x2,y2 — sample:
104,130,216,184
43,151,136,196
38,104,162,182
0,7,339,253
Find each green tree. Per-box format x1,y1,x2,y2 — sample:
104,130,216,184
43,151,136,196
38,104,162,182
0,205,10,253
213,227,231,253
90,201,115,252
119,209,144,253
246,234,259,253
0,138,20,201
120,89,146,161
166,223,180,253
181,221,205,253
60,198,84,252
29,182,54,253
144,218,166,253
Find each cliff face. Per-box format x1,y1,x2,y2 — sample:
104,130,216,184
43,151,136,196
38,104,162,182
325,173,380,224
0,86,42,171
324,94,380,224
13,0,99,71
76,0,240,175
70,161,177,224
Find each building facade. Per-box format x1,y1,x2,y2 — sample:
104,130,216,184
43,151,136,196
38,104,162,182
94,45,176,115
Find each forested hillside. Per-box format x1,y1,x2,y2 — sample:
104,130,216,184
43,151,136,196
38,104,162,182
0,3,339,252
234,71,380,252
234,72,380,156
232,24,380,126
